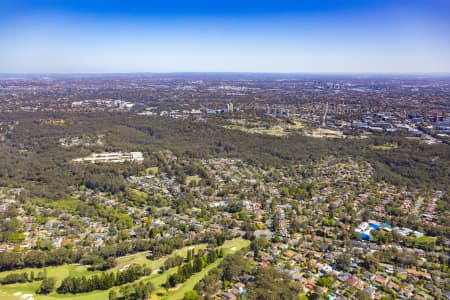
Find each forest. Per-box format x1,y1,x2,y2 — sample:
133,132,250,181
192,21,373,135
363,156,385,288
0,112,448,200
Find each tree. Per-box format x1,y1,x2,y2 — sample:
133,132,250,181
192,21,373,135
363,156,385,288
193,256,203,273
24,250,48,268
251,236,269,259
196,268,222,296
356,290,372,300
120,284,135,300
222,254,245,281
247,266,301,300
183,290,199,300
36,277,56,294
335,252,351,271
187,249,193,261
108,290,118,300
167,274,178,288
133,282,155,300
316,276,333,289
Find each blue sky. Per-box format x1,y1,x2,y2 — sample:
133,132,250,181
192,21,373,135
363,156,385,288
0,0,449,73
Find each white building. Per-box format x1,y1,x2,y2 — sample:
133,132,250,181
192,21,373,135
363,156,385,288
72,152,144,164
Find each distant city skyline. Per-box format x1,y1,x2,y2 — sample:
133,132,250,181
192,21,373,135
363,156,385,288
0,0,449,73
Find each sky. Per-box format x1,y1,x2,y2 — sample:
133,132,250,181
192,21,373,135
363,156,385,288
0,0,449,73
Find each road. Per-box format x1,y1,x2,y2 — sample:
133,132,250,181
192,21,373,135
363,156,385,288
413,196,424,214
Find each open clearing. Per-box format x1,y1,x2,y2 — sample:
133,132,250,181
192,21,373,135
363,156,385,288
370,143,398,150
303,128,344,138
146,167,159,175
223,117,306,137
185,175,201,186
223,124,287,137
223,118,348,139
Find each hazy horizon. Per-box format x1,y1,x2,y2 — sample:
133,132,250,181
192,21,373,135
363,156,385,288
1,72,450,77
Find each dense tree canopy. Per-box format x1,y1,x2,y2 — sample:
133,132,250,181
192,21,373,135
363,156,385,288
1,112,447,199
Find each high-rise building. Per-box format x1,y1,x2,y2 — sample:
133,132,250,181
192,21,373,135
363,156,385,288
226,102,234,113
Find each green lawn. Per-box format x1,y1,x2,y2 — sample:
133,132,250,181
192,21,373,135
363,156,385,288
0,265,102,300
31,196,84,213
0,238,248,300
0,264,97,284
154,237,250,300
113,243,208,272
164,258,222,299
146,167,159,175
410,236,437,244
185,175,201,186
370,143,398,150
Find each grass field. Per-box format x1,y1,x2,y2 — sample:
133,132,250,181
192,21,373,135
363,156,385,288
166,238,250,299
410,236,437,244
224,119,339,138
146,167,159,175
0,264,101,300
32,196,84,212
152,237,249,300
185,175,201,186
112,243,208,273
0,238,249,300
223,124,287,137
304,128,344,138
370,143,398,150
286,120,304,130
